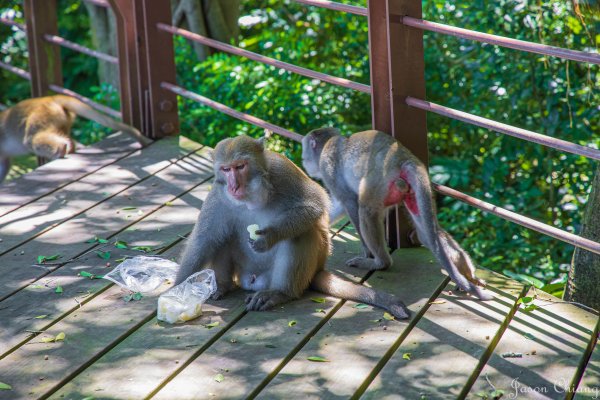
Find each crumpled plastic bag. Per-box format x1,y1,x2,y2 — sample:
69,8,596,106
102,256,179,293
157,269,217,324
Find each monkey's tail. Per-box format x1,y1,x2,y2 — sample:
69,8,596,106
53,95,152,146
310,270,410,319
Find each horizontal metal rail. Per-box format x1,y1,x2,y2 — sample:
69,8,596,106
0,61,31,80
406,97,600,161
49,84,122,119
157,23,371,94
291,0,367,16
0,17,25,30
161,82,303,142
402,17,600,65
434,183,600,255
44,34,118,64
83,0,110,8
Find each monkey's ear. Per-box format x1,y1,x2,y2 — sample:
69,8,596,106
255,136,266,151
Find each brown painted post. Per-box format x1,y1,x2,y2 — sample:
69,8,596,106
22,0,63,97
367,0,428,249
108,0,179,138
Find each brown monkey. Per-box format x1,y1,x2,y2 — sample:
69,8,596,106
302,128,492,300
0,95,152,182
176,135,410,319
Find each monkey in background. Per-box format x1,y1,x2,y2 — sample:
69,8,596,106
0,95,152,182
302,128,493,301
176,134,411,319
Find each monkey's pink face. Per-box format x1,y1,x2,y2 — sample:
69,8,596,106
220,160,249,200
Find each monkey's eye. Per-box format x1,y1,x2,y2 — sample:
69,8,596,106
235,164,246,170
221,166,231,172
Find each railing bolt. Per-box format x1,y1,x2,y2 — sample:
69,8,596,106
159,100,173,112
161,122,175,134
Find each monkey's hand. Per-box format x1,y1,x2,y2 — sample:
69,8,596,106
248,229,272,253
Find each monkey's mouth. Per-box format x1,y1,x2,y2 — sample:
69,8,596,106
229,189,246,200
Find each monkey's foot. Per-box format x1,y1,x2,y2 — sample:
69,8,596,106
245,290,291,311
345,256,389,271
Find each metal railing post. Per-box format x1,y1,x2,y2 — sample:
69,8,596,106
368,0,428,249
22,0,63,97
108,0,179,138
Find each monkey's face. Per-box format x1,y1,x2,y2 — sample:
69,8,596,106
219,159,250,201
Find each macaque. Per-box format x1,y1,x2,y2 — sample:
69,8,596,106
176,135,410,319
302,128,492,300
0,95,152,182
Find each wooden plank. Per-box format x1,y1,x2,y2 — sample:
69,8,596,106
359,270,525,400
52,227,362,400
466,288,598,399
257,250,453,400
0,140,209,301
0,132,139,218
575,324,600,399
151,235,447,400
0,155,214,357
0,182,215,399
0,136,200,256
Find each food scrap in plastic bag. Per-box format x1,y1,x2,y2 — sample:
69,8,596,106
157,269,217,324
102,256,179,293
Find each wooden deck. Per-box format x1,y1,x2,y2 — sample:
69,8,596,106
0,134,598,400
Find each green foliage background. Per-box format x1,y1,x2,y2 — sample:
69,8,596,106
1,0,598,295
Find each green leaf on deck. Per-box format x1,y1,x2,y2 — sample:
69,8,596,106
164,201,174,206
517,296,534,304
123,292,143,302
205,321,220,329
265,344,277,348
402,353,411,360
96,251,111,260
55,332,65,341
307,356,330,362
315,308,326,314
524,332,535,340
114,240,129,249
383,312,395,321
523,304,539,312
353,303,369,309
86,236,108,244
34,315,48,319
122,206,137,210
131,246,153,253
311,297,326,303
79,271,102,279
37,254,61,264
55,286,63,294
29,285,44,289
288,320,297,327
214,373,224,383
0,382,12,390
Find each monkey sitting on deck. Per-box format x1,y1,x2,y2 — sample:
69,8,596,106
301,128,493,301
176,134,411,319
0,95,152,183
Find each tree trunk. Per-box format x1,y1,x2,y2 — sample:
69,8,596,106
83,3,119,89
565,164,600,310
171,0,241,62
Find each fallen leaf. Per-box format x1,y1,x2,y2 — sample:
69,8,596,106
41,337,55,343
524,332,535,340
96,251,111,260
383,312,395,321
79,271,102,279
34,315,48,319
164,201,174,206
0,382,12,390
214,373,224,383
55,332,66,341
37,254,61,264
55,286,63,294
29,285,44,289
122,206,137,210
402,353,411,360
523,304,539,312
307,356,330,362
288,320,297,327
265,344,277,348
517,296,534,304
315,308,326,314
114,240,129,249
86,236,108,244
353,303,369,309
131,246,153,253
205,321,220,329
124,292,143,302
311,297,326,303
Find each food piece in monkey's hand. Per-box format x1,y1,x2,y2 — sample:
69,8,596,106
301,128,492,301
247,224,260,240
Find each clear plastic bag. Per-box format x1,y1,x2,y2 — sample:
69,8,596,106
157,269,217,324
102,256,179,293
